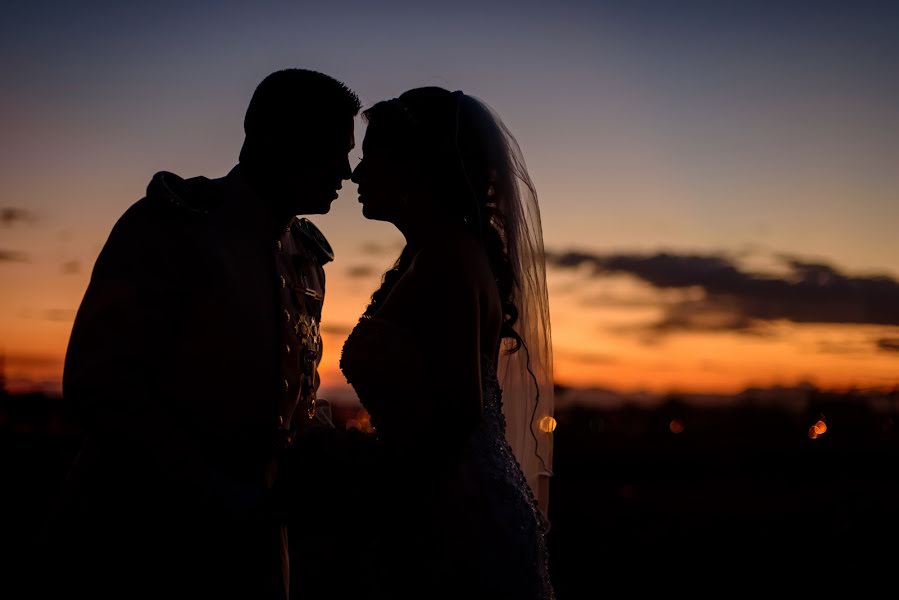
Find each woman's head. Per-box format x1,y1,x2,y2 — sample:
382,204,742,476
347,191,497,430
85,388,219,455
352,87,510,232
355,88,526,350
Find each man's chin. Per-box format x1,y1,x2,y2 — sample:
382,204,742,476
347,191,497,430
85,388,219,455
292,198,335,216
306,203,333,215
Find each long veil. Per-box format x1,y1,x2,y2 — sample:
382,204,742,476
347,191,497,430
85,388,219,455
462,94,555,518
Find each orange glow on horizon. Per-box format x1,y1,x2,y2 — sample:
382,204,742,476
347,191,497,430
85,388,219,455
2,250,898,398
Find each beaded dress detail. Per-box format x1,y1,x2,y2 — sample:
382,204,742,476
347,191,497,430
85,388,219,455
340,316,554,599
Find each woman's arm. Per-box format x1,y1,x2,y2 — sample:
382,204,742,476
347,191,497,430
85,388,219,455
375,242,484,442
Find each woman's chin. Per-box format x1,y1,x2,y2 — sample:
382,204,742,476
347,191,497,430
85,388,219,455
360,204,383,221
360,202,399,225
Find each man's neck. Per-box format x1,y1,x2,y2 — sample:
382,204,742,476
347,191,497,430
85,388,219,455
230,163,298,241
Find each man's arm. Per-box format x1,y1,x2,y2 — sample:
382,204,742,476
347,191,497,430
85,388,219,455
64,200,268,520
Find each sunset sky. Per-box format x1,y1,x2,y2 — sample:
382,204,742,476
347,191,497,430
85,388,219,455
2,1,898,398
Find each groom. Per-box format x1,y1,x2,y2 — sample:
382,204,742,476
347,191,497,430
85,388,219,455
51,70,359,599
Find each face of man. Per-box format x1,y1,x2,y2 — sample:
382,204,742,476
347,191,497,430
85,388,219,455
274,116,355,216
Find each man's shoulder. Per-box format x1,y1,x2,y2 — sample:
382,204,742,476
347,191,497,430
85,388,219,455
290,218,334,265
146,171,221,215
111,170,222,235
104,187,204,262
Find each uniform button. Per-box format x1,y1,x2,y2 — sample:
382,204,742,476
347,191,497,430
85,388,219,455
276,240,282,251
286,344,291,353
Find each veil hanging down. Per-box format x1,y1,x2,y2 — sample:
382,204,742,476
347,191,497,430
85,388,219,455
459,94,555,517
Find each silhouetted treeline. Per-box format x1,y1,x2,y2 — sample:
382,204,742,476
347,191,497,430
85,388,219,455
548,387,899,592
4,385,898,593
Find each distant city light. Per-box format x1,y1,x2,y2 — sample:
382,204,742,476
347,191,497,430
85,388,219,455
347,410,374,433
539,416,557,433
809,417,828,439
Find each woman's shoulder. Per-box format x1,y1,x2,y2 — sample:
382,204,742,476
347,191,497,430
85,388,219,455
375,233,493,324
408,234,490,284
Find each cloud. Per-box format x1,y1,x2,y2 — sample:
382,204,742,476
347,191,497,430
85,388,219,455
321,323,353,336
346,264,378,279
43,309,77,322
877,338,899,353
359,240,404,256
1,207,37,227
0,249,29,262
554,348,618,365
547,249,899,331
3,353,62,369
816,340,875,355
579,293,673,309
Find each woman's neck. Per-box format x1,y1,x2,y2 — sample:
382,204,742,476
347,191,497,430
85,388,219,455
397,210,472,253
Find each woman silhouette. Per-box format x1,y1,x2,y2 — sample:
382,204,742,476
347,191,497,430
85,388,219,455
341,87,555,599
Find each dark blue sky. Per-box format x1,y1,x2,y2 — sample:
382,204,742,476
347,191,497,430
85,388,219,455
2,0,898,393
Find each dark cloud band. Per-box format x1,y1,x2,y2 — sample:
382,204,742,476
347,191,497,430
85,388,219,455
547,250,899,330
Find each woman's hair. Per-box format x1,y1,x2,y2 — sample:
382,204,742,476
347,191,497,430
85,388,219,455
361,87,522,352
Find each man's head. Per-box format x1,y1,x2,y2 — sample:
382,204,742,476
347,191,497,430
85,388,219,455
240,69,360,215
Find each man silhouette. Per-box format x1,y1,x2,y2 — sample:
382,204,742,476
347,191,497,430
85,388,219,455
49,69,359,599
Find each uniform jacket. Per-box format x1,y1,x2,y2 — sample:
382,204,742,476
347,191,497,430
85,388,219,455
54,165,333,597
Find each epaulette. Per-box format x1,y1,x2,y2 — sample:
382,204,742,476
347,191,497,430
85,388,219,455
147,171,221,215
294,218,335,264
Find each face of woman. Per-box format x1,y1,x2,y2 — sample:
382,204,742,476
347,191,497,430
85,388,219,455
351,122,417,224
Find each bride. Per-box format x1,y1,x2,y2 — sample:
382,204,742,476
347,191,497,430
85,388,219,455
340,87,555,599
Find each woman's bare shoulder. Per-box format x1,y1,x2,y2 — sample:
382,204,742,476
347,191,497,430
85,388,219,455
375,237,486,324
408,235,490,284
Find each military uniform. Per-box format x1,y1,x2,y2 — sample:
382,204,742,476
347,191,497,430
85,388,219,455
49,165,331,599
275,215,332,447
